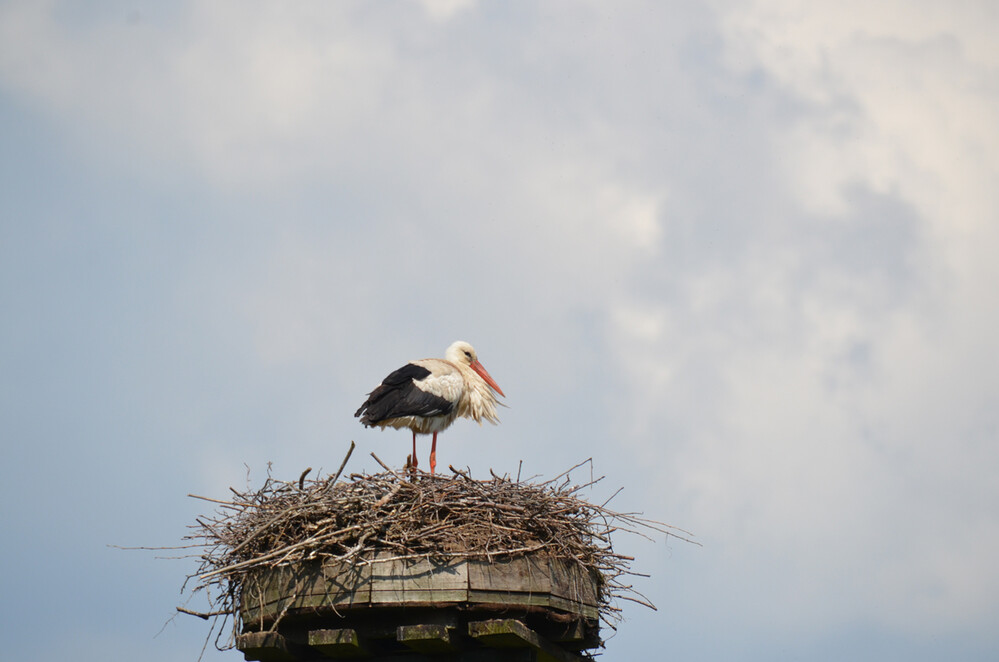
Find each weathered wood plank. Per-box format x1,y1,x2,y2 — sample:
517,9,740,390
466,557,598,618
466,587,554,609
547,560,599,607
467,619,584,662
239,553,600,625
369,554,468,604
241,560,371,626
468,556,552,593
397,623,458,653
546,595,599,620
467,556,557,613
308,628,370,658
236,632,303,662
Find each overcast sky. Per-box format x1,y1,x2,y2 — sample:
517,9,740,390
2,1,998,660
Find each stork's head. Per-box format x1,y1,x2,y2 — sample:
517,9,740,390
445,340,477,366
446,341,505,397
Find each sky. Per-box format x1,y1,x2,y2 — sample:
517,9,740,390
1,1,998,660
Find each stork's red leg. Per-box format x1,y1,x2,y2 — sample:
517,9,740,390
430,432,438,475
412,430,418,469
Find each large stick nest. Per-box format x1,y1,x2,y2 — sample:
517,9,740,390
180,447,694,652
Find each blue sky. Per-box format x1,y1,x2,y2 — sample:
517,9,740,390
2,1,998,660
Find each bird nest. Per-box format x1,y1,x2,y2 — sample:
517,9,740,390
178,445,694,653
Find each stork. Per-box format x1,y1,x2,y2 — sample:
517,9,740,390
355,341,505,474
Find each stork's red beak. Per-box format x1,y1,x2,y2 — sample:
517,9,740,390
470,360,505,397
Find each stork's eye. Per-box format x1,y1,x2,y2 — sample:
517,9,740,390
464,351,473,359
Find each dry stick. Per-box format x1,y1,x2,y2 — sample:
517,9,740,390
600,486,624,508
188,494,243,508
615,592,658,610
542,457,593,486
177,606,229,620
565,475,606,494
322,440,356,492
448,465,472,480
486,502,526,513
374,480,404,508
355,543,549,566
111,543,202,551
370,451,402,477
298,467,312,490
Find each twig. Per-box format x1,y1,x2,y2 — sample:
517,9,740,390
355,543,549,565
448,465,472,480
177,606,230,620
187,494,242,508
600,486,624,508
321,441,355,492
542,458,593,486
370,452,400,476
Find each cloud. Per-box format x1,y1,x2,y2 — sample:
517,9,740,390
716,0,999,223
598,0,999,644
419,0,477,22
2,2,998,660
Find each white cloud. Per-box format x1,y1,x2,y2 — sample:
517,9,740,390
715,0,999,230
419,0,477,22
0,2,397,185
3,2,998,659
601,0,999,643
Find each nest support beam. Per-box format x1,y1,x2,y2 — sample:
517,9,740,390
237,618,592,662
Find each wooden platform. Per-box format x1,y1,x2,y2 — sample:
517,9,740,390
240,553,600,625
236,553,601,661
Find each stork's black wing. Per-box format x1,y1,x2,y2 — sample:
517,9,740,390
355,363,454,426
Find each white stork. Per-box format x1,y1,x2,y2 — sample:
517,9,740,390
355,341,505,474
